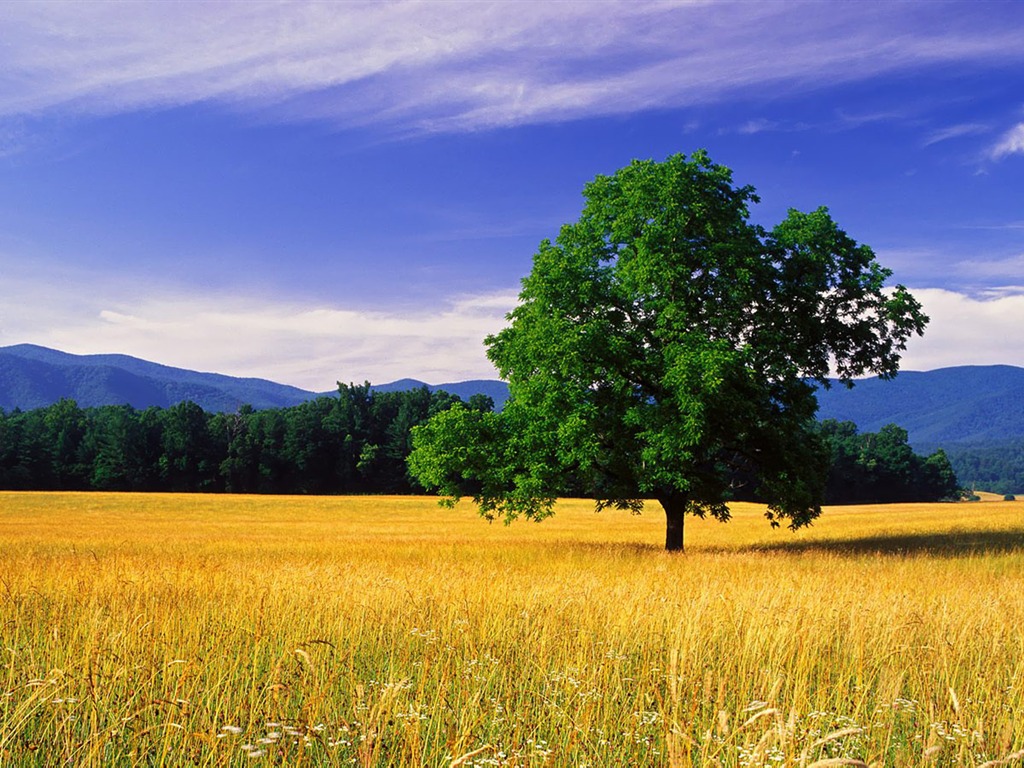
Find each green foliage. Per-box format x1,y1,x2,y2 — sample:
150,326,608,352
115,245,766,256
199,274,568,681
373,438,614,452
0,385,481,495
409,151,928,550
43,398,90,489
1004,494,1016,501
935,440,1024,497
90,405,163,491
818,420,960,504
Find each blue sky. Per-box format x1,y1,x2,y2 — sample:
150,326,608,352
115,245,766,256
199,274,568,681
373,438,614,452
1,1,1023,390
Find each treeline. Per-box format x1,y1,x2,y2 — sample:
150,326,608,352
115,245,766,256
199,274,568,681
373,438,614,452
0,384,492,494
819,420,960,504
0,391,960,503
934,441,1024,496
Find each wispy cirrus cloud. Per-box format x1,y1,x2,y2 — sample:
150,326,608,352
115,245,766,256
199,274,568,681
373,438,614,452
733,118,783,135
990,123,1024,159
1,2,1022,134
923,122,989,147
876,244,1024,293
959,221,1024,230
954,253,1024,282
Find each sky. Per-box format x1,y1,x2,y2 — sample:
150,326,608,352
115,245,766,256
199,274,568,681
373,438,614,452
1,0,1023,391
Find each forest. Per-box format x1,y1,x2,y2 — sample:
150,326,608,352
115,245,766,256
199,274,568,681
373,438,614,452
936,440,1024,496
0,384,961,504
817,419,960,504
0,384,486,495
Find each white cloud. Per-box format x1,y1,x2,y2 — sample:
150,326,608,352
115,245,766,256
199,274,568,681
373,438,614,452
875,246,1024,289
0,260,516,389
0,2,1021,133
954,253,1024,281
922,122,988,147
735,118,781,135
991,123,1024,160
899,288,1024,370
2,256,1023,387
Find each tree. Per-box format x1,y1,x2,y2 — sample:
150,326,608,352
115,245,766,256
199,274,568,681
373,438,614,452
43,398,90,489
818,420,960,504
409,151,928,551
920,448,960,501
159,400,219,491
90,405,163,491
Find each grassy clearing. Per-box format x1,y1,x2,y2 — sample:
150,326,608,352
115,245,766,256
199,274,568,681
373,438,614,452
0,492,1022,766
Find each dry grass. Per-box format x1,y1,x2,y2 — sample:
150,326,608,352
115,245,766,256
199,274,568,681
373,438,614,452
0,492,1022,766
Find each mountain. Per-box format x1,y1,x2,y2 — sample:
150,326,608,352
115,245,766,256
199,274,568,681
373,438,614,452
0,344,509,412
368,378,510,408
0,344,318,412
2,345,1021,449
815,366,1024,447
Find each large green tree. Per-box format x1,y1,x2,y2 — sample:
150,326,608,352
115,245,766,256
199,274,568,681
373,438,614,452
409,151,928,551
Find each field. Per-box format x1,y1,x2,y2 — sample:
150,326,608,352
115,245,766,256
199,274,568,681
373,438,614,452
0,493,1022,767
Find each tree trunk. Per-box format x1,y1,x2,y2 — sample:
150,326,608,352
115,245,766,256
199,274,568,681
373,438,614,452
659,494,688,552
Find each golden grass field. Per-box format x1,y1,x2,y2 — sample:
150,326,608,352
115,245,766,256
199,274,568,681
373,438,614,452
0,492,1022,767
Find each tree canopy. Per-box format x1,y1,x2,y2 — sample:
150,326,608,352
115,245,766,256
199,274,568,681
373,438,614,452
818,420,959,504
408,151,928,551
0,385,477,495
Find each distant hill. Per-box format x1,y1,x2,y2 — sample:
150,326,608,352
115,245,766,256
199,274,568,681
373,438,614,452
0,344,509,413
368,378,510,409
815,366,1024,447
814,366,1024,493
3,345,1021,450
0,344,317,412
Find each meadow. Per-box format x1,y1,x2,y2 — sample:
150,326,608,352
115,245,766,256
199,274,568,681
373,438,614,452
0,492,1021,767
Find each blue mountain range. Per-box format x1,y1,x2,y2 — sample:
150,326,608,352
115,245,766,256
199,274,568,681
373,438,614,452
0,344,510,413
2,344,1022,448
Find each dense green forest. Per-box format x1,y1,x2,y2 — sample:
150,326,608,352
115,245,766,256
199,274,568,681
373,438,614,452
817,420,960,504
0,385,490,495
0,388,960,503
929,441,1024,496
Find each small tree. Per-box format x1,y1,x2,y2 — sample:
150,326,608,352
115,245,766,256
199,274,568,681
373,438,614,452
409,151,927,551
